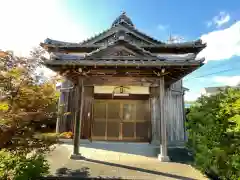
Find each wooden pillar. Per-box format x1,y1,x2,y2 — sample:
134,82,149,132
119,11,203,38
70,78,85,159
150,87,160,145
158,76,170,162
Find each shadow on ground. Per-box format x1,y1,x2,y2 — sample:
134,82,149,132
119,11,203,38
81,143,194,165
39,167,123,179
42,144,196,179
83,158,197,180
79,141,194,165
41,157,197,180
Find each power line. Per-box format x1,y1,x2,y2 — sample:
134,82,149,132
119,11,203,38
202,59,240,72
184,57,240,81
184,67,239,82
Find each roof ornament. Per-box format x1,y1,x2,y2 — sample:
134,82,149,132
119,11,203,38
111,11,134,27
116,29,126,40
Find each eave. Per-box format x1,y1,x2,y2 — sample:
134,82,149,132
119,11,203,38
41,41,206,54
44,58,204,67
43,60,204,87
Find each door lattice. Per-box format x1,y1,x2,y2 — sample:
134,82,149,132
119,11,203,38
92,100,150,141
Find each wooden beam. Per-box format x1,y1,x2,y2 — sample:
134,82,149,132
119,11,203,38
73,84,80,155
72,78,84,158
79,77,159,87
158,76,169,162
79,78,84,142
45,59,203,67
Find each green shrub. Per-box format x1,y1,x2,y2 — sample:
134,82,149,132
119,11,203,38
35,132,60,144
187,88,240,180
0,149,50,180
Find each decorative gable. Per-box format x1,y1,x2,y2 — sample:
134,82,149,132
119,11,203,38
108,47,135,57
86,46,138,58
85,39,157,59
91,30,153,46
84,28,158,47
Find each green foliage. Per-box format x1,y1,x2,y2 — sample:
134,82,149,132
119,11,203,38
35,132,60,143
0,50,59,153
187,88,240,180
0,149,50,180
185,100,195,104
0,50,60,179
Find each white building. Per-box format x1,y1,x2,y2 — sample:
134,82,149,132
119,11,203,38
201,86,240,96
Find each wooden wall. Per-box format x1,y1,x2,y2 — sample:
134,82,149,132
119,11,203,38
150,87,160,144
58,81,94,139
59,79,186,145
150,80,185,146
165,80,185,145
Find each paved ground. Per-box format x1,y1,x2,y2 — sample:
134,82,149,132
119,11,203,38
45,144,208,180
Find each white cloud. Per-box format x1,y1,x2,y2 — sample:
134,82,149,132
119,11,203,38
212,76,240,86
0,0,90,57
184,90,201,101
198,21,240,62
207,11,231,28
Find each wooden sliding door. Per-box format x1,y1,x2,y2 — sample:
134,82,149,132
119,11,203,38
92,99,151,142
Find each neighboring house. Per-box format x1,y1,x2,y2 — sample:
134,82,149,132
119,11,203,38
41,12,206,161
201,86,240,96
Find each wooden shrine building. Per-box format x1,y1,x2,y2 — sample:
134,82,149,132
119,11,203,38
41,12,206,161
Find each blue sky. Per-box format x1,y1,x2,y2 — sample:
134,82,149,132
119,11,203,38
0,0,240,101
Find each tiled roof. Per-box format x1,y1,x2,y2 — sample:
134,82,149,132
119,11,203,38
40,13,206,49
112,12,134,27
49,38,203,64
44,58,204,67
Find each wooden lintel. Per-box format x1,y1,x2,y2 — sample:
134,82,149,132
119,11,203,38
73,77,159,87
57,66,195,87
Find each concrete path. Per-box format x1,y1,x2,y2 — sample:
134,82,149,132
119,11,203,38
46,144,208,180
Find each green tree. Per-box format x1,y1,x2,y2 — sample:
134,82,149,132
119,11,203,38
187,88,240,180
0,50,59,153
0,49,60,179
